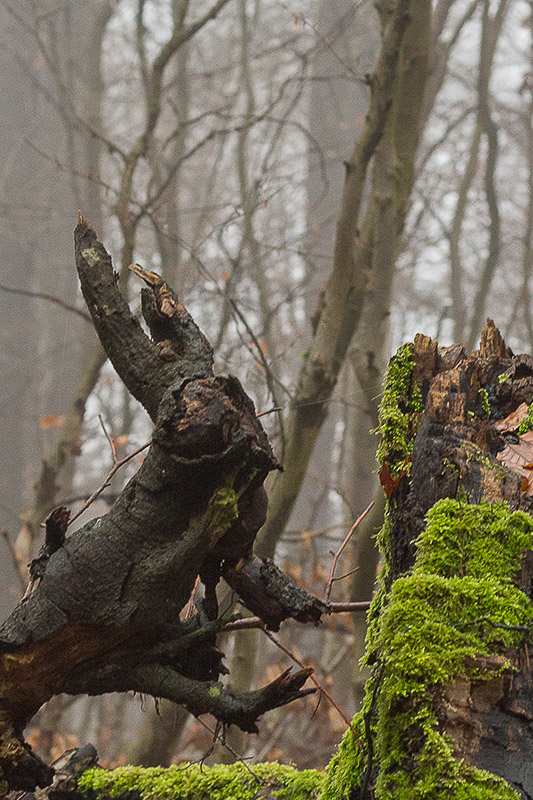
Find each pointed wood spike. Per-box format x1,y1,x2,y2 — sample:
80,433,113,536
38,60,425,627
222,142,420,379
128,263,162,287
77,210,94,231
479,318,512,360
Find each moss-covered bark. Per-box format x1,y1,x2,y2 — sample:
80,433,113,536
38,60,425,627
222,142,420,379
79,763,325,800
324,322,533,799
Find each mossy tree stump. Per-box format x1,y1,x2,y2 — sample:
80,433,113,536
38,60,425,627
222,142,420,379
326,322,533,800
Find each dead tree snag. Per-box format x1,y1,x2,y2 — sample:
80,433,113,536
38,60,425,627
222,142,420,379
326,321,533,799
0,220,324,794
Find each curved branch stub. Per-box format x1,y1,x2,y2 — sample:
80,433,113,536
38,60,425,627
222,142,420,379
90,662,315,734
133,266,214,377
223,555,326,631
74,219,215,419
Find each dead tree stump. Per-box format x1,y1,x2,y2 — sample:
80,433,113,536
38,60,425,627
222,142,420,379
326,322,533,800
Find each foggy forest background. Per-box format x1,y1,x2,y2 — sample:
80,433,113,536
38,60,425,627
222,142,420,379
0,0,531,773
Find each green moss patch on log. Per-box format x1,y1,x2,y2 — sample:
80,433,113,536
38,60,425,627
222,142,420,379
78,762,326,800
322,498,533,799
376,342,423,478
517,400,533,435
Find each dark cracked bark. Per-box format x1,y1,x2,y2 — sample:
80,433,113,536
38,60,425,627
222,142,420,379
0,220,325,794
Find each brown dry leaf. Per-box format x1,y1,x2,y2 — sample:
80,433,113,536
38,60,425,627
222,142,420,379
497,437,533,494
113,434,129,448
221,271,230,282
39,414,66,430
493,402,529,432
379,457,409,497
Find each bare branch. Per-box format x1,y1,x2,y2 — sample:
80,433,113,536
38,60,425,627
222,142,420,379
0,282,92,324
324,501,374,603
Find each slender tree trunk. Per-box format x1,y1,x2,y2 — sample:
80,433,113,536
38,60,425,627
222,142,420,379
129,703,189,767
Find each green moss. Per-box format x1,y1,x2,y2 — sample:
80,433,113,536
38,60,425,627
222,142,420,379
78,762,325,800
323,499,532,800
461,440,508,479
517,401,533,435
415,500,532,581
206,475,239,544
319,716,366,800
376,343,423,477
0,780,7,799
440,458,459,477
478,389,491,419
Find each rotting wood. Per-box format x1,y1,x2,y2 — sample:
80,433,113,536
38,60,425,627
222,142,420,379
0,220,327,794
351,318,533,798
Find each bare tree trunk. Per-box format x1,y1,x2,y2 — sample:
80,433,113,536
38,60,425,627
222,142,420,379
466,0,508,350
216,628,259,763
255,0,421,560
446,0,508,348
129,703,188,767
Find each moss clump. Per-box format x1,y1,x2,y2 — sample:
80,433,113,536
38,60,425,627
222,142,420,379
319,716,365,800
323,499,533,800
376,343,423,477
415,500,532,581
79,762,325,800
478,388,491,419
517,401,533,435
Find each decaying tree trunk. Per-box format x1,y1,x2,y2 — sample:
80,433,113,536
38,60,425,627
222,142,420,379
325,321,533,799
0,219,326,794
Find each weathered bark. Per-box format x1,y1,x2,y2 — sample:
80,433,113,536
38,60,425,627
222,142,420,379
0,222,327,794
326,320,533,799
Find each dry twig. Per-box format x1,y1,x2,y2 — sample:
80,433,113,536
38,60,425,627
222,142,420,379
262,628,362,749
68,441,150,528
324,501,374,604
